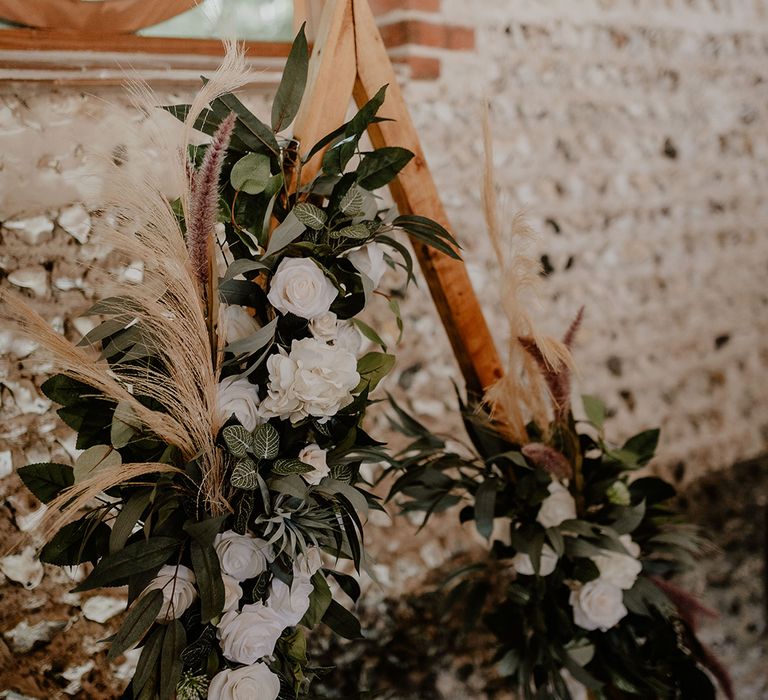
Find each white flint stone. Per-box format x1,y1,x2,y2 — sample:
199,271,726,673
21,594,47,611
72,316,98,338
0,330,38,359
122,260,144,284
3,380,51,415
3,215,54,244
0,547,44,589
60,661,95,696
58,204,91,243
82,595,127,623
0,450,12,478
0,691,38,700
53,276,84,291
3,618,66,653
15,503,47,533
7,266,48,296
112,648,141,681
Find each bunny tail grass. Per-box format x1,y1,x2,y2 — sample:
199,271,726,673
480,104,574,442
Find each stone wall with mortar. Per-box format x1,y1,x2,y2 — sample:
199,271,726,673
1,0,767,696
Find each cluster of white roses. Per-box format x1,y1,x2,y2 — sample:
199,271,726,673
144,531,322,700
218,246,389,433
510,480,643,633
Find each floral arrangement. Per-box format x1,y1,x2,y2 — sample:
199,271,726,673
1,31,457,700
382,116,732,699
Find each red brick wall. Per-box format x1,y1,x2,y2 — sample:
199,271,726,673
369,0,475,79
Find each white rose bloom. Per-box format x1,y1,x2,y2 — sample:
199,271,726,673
222,574,243,613
347,242,387,287
208,663,280,700
298,444,330,485
309,311,339,343
537,481,577,529
221,305,261,344
561,670,588,700
267,577,314,627
217,376,262,431
511,544,559,577
335,320,363,356
591,536,643,590
267,257,337,320
259,338,360,424
216,604,286,664
214,531,274,582
569,580,628,631
144,564,197,621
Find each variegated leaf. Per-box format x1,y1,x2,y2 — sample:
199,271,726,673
329,464,353,483
230,459,259,490
272,458,313,476
293,202,327,230
251,423,280,460
330,223,369,240
234,491,255,534
222,425,253,457
339,186,364,216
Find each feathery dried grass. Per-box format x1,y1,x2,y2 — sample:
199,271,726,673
480,105,574,443
0,44,253,521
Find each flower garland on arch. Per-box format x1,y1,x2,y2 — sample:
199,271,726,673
0,29,459,700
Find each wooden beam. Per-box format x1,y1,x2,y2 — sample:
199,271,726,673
292,0,357,178
351,0,503,394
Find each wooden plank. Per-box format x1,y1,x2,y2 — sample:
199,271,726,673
0,29,292,57
351,0,503,394
292,0,358,178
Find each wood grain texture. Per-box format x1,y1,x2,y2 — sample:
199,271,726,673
351,0,503,393
295,0,502,394
0,0,198,33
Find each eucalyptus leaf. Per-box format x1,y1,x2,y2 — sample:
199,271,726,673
350,319,387,351
223,317,278,357
189,538,225,623
271,25,308,132
110,490,152,554
159,620,186,700
264,210,305,256
221,258,269,282
475,478,499,540
133,626,165,694
230,153,271,194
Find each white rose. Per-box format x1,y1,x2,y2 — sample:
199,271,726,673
259,338,360,424
335,320,363,356
309,311,338,342
217,376,263,431
216,604,286,664
208,663,280,700
144,564,197,621
220,305,261,344
511,544,558,576
569,580,628,631
266,577,314,627
347,242,387,287
537,481,577,529
222,574,243,613
591,537,642,590
214,531,274,582
267,257,337,320
298,444,330,485
619,533,641,558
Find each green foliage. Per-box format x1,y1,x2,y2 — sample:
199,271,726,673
271,24,308,132
108,589,163,661
17,462,73,503
230,153,272,194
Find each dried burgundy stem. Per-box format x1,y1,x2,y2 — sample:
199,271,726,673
186,111,236,289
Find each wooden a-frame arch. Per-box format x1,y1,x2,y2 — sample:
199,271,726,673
293,0,503,396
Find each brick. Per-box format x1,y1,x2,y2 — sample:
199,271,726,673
378,20,475,51
369,0,441,15
392,54,441,80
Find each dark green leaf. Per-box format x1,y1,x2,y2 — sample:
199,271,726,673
327,570,361,602
356,352,396,392
622,428,660,466
213,92,279,154
40,519,110,566
272,458,313,476
300,572,332,628
159,620,186,700
230,459,259,490
264,210,305,256
475,478,498,540
356,147,413,190
271,25,308,132
183,515,228,548
582,394,605,428
74,537,181,591
133,626,165,694
17,462,73,503
107,590,163,661
110,491,152,554
190,539,225,623
321,599,363,639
